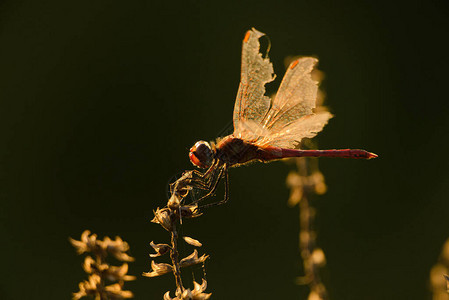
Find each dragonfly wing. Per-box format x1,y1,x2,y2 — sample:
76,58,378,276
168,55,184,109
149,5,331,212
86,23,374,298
233,28,275,140
262,57,319,133
258,111,333,148
233,32,329,148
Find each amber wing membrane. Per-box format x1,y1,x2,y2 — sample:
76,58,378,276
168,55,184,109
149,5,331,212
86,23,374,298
232,28,332,148
256,58,332,148
232,28,275,140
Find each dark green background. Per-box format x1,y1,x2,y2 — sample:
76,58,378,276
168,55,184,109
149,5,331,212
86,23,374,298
1,0,449,299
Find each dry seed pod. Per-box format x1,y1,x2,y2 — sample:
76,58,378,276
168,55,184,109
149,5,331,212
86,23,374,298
183,236,202,247
286,171,303,206
142,261,173,277
82,256,95,274
73,274,101,300
104,263,136,282
69,230,100,254
149,241,171,257
179,250,209,268
311,171,327,195
164,279,211,300
311,248,326,267
152,207,173,231
164,291,173,300
104,283,134,299
180,204,202,218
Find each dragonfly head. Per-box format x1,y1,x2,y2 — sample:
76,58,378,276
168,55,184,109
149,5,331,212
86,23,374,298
189,141,213,169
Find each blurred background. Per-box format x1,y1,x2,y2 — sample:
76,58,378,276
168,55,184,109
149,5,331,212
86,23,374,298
1,0,449,299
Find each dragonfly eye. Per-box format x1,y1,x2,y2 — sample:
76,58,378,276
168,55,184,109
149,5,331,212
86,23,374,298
189,141,213,169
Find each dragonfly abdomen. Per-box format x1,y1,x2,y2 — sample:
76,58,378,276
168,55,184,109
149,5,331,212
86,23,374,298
278,148,378,159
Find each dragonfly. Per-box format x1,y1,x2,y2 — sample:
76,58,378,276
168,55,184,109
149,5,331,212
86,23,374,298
187,28,377,207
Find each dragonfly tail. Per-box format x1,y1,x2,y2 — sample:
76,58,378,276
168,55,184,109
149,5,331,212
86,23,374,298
280,149,378,160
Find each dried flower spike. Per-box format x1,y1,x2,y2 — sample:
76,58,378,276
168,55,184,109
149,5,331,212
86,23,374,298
70,230,135,299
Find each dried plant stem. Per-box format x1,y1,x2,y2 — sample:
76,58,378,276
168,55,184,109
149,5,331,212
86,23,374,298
170,221,184,294
146,176,210,298
288,156,329,300
96,254,107,300
299,192,328,300
299,158,328,300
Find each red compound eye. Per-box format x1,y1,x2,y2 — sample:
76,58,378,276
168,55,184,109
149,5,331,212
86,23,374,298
189,141,212,169
189,151,203,168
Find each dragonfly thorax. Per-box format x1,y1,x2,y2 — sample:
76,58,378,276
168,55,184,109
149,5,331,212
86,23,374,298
189,141,214,169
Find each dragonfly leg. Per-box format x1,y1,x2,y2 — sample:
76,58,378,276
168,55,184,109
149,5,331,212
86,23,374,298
199,168,229,209
190,164,226,204
188,179,209,190
186,164,220,189
191,170,214,187
188,171,216,193
203,159,220,178
190,159,223,190
169,170,211,202
223,168,229,203
191,159,219,180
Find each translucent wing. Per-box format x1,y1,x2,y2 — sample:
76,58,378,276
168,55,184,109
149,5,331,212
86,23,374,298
263,57,320,132
256,111,333,148
255,57,333,148
232,30,332,148
233,28,275,140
